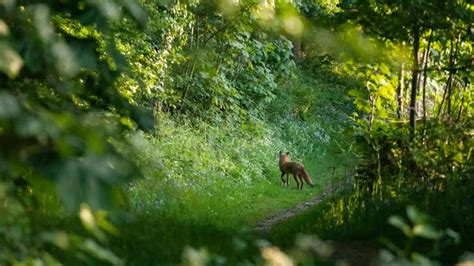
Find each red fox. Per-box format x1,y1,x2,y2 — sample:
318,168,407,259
279,151,314,190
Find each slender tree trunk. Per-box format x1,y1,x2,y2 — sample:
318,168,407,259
422,30,433,123
456,27,473,122
396,64,404,119
179,11,200,115
437,75,451,117
446,75,453,117
437,36,459,118
409,25,420,136
179,63,196,114
420,31,432,145
447,39,454,117
195,13,200,48
447,34,461,118
456,85,466,122
368,94,378,132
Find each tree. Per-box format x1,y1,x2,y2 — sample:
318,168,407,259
339,0,472,136
0,1,152,263
114,1,297,119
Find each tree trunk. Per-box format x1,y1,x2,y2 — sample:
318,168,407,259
195,13,200,48
409,25,420,136
447,34,461,117
437,74,452,117
447,39,454,116
422,29,433,123
456,84,466,122
437,35,459,118
396,64,404,119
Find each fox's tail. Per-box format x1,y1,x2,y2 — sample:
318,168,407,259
300,170,314,187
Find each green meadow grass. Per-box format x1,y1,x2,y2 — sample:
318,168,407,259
105,71,356,264
33,70,357,264
110,115,328,264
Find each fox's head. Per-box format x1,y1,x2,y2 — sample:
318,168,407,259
279,151,290,162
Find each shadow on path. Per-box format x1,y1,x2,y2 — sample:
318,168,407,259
253,184,379,266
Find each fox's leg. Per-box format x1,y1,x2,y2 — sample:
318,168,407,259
297,174,303,190
293,175,300,189
286,174,289,186
281,172,289,186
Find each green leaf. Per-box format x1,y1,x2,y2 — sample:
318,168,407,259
348,88,366,98
81,239,123,265
52,40,80,77
120,0,148,27
413,224,442,240
94,0,122,21
388,215,412,237
407,206,428,224
411,252,435,266
0,19,10,36
130,106,155,132
0,92,20,118
378,85,393,99
446,228,461,245
33,4,54,43
40,231,70,250
0,42,23,78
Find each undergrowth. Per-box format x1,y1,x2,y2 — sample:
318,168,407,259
106,70,356,264
32,69,357,264
269,119,474,265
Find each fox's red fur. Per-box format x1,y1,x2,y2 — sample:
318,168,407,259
279,151,314,190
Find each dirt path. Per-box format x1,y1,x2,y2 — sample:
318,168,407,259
253,185,336,235
253,184,379,266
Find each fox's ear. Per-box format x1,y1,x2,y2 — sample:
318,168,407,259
279,151,282,155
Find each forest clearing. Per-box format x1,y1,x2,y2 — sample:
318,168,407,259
1,0,473,265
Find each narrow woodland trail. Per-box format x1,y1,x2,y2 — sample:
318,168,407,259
253,185,336,234
253,184,379,266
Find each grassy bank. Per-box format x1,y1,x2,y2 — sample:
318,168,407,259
269,174,474,265
30,69,356,264
108,70,355,263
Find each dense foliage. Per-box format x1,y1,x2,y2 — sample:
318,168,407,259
0,1,153,263
271,0,473,265
0,0,472,265
114,1,298,119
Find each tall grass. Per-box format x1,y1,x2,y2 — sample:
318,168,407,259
108,114,325,264
123,114,316,225
107,70,357,263
269,120,474,264
32,69,357,264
